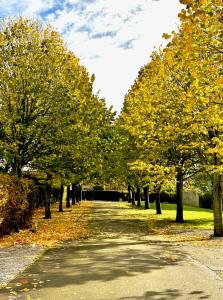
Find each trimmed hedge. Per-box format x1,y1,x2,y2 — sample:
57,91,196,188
83,190,121,201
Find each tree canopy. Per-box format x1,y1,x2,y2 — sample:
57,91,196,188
116,0,223,235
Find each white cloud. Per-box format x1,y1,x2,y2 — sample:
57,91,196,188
61,0,183,112
24,0,54,16
47,9,77,29
0,0,184,112
0,0,54,17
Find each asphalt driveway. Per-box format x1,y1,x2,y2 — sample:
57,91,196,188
1,201,223,300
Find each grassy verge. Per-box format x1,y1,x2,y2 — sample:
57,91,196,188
119,202,213,228
145,202,213,229
0,201,93,248
113,202,215,241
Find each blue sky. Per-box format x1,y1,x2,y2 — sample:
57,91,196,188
0,0,183,112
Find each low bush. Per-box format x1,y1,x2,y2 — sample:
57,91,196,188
0,175,33,236
199,194,212,209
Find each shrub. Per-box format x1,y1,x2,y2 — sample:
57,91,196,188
149,192,176,204
0,174,33,236
93,184,104,191
199,194,212,209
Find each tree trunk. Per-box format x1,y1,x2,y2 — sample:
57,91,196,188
59,185,64,212
176,168,184,223
37,186,45,207
128,184,132,203
75,185,79,203
56,189,61,202
10,154,23,179
27,188,36,211
72,183,76,205
45,182,51,219
144,187,149,209
211,172,223,237
14,155,23,178
66,185,71,208
79,185,82,203
131,189,135,205
136,186,141,207
53,188,59,203
155,189,162,214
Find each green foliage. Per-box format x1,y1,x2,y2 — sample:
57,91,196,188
116,0,223,231
0,17,115,185
0,17,116,232
93,184,104,191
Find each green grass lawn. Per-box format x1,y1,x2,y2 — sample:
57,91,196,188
149,203,213,229
118,202,214,232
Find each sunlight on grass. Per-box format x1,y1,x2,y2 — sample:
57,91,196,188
149,203,213,229
118,201,214,231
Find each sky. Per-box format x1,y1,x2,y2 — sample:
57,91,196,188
0,0,184,113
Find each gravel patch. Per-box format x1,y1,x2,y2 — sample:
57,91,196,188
183,243,223,273
0,245,44,286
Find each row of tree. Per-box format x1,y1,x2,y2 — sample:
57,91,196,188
114,0,223,236
0,17,115,234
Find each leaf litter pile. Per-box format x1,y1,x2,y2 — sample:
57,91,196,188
0,201,93,248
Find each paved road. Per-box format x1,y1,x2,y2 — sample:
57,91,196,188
1,201,223,300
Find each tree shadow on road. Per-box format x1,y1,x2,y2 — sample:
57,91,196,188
0,202,213,299
116,289,210,299
0,240,210,300
0,239,188,299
